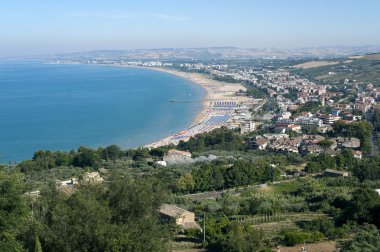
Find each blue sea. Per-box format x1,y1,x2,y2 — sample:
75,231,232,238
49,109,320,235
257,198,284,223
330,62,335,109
0,60,204,162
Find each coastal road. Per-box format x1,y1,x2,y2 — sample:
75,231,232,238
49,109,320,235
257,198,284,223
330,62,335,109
251,98,267,113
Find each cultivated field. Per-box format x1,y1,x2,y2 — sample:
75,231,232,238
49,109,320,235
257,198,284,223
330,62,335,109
276,241,337,252
349,53,380,60
292,61,339,69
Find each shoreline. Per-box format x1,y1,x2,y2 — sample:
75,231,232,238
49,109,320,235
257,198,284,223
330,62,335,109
50,61,250,149
136,67,249,148
148,67,212,125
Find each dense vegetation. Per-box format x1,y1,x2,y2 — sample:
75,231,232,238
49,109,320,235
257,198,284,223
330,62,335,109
2,123,380,251
177,127,243,152
0,169,171,251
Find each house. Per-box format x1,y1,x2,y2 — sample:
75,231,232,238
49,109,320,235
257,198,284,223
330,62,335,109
255,138,269,150
305,144,324,154
294,117,323,127
268,137,302,153
324,169,349,177
278,111,292,120
159,204,201,230
320,114,341,125
240,121,256,134
317,125,333,134
336,137,361,149
59,178,78,186
164,149,191,159
163,149,193,165
57,178,78,194
300,112,313,117
352,150,362,159
354,103,371,113
287,124,302,133
375,189,380,196
263,133,289,140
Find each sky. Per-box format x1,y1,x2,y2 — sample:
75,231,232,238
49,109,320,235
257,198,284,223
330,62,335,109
1,0,379,57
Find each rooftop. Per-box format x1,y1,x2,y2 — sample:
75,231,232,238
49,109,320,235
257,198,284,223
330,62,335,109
159,204,191,218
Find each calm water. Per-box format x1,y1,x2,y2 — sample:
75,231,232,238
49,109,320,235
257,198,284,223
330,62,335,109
0,60,204,162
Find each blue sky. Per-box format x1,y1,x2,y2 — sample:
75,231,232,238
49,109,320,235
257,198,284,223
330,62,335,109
1,0,379,56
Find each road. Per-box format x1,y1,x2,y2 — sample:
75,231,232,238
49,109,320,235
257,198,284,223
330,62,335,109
251,98,267,113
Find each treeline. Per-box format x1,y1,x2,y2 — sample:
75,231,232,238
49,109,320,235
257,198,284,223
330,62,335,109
331,120,372,154
177,127,243,152
0,170,172,251
18,145,170,173
352,154,380,181
175,160,278,193
212,75,241,83
305,149,355,173
245,86,267,99
306,151,380,181
372,109,380,132
292,101,321,115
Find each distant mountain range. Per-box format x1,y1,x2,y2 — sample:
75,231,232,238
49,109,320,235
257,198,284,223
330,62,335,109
47,45,380,60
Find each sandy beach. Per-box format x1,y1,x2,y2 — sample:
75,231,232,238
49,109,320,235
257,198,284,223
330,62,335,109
140,67,251,148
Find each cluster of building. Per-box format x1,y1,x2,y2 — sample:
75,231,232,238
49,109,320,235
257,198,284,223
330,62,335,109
176,62,379,122
251,133,362,157
120,61,173,67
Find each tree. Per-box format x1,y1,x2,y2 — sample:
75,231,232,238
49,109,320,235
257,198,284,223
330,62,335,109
340,188,380,225
175,173,195,192
32,173,171,251
73,146,101,168
352,154,380,181
132,148,150,162
102,145,121,161
106,176,169,251
0,172,28,251
211,166,225,190
318,139,333,155
340,224,380,252
178,127,243,152
41,184,111,251
305,161,322,173
332,121,373,154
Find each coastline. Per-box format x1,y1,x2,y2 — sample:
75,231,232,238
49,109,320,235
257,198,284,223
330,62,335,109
51,61,250,149
148,67,212,125
136,67,249,148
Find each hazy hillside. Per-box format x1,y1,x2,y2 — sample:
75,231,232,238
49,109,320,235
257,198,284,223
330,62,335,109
45,45,380,61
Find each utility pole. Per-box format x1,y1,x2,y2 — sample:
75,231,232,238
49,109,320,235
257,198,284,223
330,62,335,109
203,213,206,242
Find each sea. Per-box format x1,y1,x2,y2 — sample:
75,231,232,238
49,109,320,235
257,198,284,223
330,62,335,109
0,60,205,162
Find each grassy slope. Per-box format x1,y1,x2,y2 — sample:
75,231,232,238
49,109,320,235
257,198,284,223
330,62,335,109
291,59,380,86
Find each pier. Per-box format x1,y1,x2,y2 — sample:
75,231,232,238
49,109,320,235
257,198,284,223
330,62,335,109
170,100,204,102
